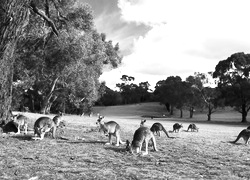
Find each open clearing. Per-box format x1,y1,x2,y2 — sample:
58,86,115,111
1,102,250,180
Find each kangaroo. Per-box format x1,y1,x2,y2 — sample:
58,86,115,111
173,123,183,133
232,129,250,144
187,123,199,132
140,119,172,138
33,112,63,140
150,123,171,138
96,115,125,146
12,114,28,134
126,126,158,156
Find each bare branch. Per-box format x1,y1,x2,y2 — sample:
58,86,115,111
44,0,50,18
29,1,59,36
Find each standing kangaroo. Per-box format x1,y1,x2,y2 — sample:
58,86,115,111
126,126,158,156
187,123,199,132
140,120,171,138
232,129,250,144
33,112,63,140
96,116,125,146
12,114,29,134
173,123,183,133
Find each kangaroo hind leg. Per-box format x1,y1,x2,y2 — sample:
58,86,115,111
151,135,158,152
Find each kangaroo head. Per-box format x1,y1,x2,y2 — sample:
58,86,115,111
58,111,63,117
11,114,18,121
96,115,105,125
140,119,146,127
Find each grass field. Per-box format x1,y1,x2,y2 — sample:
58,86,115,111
1,102,250,180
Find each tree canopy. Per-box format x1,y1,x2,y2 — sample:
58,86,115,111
213,52,250,122
0,0,122,118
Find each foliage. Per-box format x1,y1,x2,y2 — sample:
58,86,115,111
154,76,188,116
95,84,122,106
115,75,152,105
186,72,221,121
12,1,122,114
213,52,250,122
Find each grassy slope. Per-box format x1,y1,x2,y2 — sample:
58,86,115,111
1,102,250,180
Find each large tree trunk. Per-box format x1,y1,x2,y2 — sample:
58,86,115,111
0,0,30,122
207,103,212,121
180,108,183,118
170,105,174,115
189,106,194,118
241,104,248,123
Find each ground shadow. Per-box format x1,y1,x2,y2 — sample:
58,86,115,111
104,145,128,153
227,141,247,145
11,134,33,141
183,130,199,132
57,138,107,144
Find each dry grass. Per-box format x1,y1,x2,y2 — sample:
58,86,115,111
1,103,250,180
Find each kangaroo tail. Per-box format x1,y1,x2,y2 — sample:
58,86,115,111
162,127,171,138
232,134,241,144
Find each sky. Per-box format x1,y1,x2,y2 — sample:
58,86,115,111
82,0,250,90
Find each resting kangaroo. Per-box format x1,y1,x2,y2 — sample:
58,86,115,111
96,116,124,146
126,126,158,156
140,119,171,138
232,129,250,144
33,112,63,140
187,123,199,132
12,114,29,134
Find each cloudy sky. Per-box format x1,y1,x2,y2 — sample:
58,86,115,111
83,0,250,90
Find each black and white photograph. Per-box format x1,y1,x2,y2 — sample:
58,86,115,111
1,0,250,179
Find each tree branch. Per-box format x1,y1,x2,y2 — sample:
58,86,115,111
29,1,59,36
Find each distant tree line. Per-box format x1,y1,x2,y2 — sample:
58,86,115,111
97,52,250,123
96,75,153,106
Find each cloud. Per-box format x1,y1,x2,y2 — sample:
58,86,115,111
100,0,250,90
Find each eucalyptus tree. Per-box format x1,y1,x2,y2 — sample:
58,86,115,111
154,76,187,117
1,0,122,117
0,0,59,120
186,72,220,121
213,52,250,122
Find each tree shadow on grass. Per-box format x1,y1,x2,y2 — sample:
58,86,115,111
56,138,107,145
11,134,33,141
104,145,128,153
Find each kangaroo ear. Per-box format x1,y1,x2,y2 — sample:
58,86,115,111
98,115,104,119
